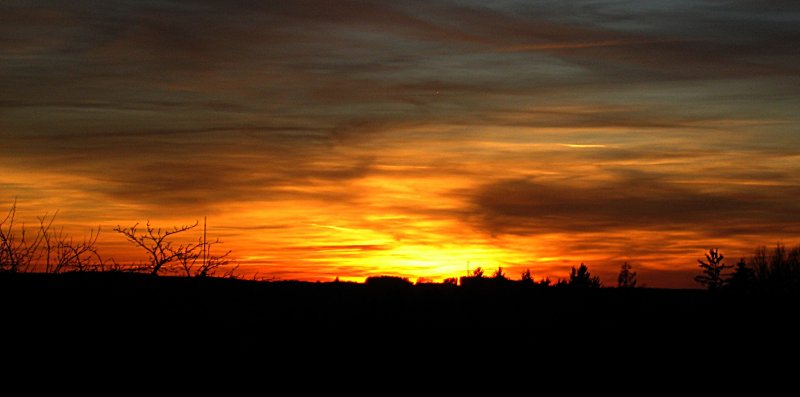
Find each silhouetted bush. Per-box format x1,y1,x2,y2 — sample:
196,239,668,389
365,276,412,288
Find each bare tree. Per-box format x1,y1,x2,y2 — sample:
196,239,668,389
749,244,800,293
0,201,46,273
114,220,236,277
113,221,199,276
39,214,103,273
173,236,234,278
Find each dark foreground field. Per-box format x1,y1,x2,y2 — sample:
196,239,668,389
2,273,798,353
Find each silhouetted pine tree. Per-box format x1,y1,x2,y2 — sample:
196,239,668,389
727,258,755,293
695,249,731,291
617,262,637,288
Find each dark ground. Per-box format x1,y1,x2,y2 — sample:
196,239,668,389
2,273,798,355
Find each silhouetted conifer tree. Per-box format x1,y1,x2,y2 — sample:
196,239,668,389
727,258,755,293
695,249,731,291
617,262,637,288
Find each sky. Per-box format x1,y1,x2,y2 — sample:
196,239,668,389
2,0,800,287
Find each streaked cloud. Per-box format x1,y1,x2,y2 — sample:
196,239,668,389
471,171,800,236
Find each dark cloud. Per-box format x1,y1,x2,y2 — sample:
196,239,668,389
86,155,374,214
471,171,800,237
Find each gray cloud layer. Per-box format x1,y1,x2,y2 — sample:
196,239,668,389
472,171,800,237
3,1,798,202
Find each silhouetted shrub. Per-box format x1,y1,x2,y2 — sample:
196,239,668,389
365,276,412,288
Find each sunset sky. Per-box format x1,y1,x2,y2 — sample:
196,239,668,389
2,1,799,286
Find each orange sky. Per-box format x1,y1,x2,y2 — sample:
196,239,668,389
2,1,800,287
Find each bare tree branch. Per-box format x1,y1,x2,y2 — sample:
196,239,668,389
113,221,198,276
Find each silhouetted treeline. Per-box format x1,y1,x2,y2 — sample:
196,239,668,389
4,202,800,296
723,244,800,295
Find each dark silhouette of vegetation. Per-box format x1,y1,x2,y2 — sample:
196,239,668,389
5,198,800,338
113,220,235,277
1,201,104,273
1,201,46,273
520,268,533,284
728,258,755,293
519,268,551,287
365,275,412,288
569,263,601,288
538,277,551,287
617,262,637,288
695,249,731,291
174,237,235,278
745,244,800,294
8,201,800,304
40,216,104,273
113,221,199,276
